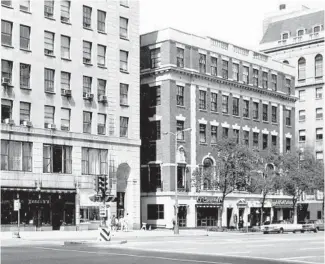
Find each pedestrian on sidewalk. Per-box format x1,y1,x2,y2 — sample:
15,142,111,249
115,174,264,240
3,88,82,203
124,213,129,232
111,215,117,231
172,217,176,231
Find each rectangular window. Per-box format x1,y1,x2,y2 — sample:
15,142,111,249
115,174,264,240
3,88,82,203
1,0,12,7
262,71,268,88
262,104,268,122
317,211,322,219
253,102,259,120
222,60,228,79
233,129,239,143
253,132,259,148
262,134,268,150
299,130,306,142
253,69,259,86
299,110,306,121
316,152,323,161
272,135,277,147
60,0,70,22
243,66,249,84
232,97,239,116
20,0,30,12
97,10,106,32
150,48,161,68
120,50,128,72
120,83,129,106
232,63,239,81
299,90,305,101
152,121,161,140
199,124,206,143
97,45,106,66
222,127,229,138
177,120,184,140
243,100,249,118
44,0,54,18
316,108,323,120
286,138,291,152
61,71,70,90
316,87,323,99
44,105,55,126
83,111,92,133
222,95,228,114
1,99,12,123
20,63,30,89
83,76,92,95
120,117,129,137
61,35,70,59
83,6,92,28
211,57,217,76
177,48,184,68
211,125,217,144
199,90,206,110
150,86,160,106
177,85,184,106
120,0,129,7
98,113,106,135
1,140,32,172
199,54,206,73
120,17,128,39
211,92,217,112
1,20,12,46
44,68,55,92
20,25,30,50
97,79,106,97
1,59,13,82
285,109,291,126
44,31,54,55
271,74,277,91
83,41,92,64
20,102,30,123
272,106,277,123
81,147,108,175
243,131,249,146
316,128,323,140
43,144,72,173
147,204,164,220
285,78,291,95
61,108,70,131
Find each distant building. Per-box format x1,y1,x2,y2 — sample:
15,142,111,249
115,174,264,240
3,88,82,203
1,0,140,230
260,4,324,221
140,28,296,229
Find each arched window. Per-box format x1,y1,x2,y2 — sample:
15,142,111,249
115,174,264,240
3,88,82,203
203,158,213,168
315,54,323,78
297,29,304,36
283,60,289,64
298,57,306,80
202,158,214,190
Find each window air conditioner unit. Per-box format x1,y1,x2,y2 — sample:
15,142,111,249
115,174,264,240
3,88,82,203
83,22,91,28
46,123,56,129
44,49,53,55
1,77,12,86
98,95,108,103
83,58,91,64
61,89,72,97
20,5,29,12
61,125,69,131
22,120,33,127
61,16,69,22
4,118,15,125
83,93,94,100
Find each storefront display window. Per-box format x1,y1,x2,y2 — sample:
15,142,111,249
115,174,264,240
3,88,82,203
196,206,217,227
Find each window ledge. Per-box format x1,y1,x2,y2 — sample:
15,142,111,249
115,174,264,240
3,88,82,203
177,105,186,108
83,62,93,66
120,70,129,74
253,119,260,122
83,26,93,31
120,136,128,138
45,16,55,21
1,4,13,9
149,105,159,108
45,54,56,58
177,140,186,143
286,125,292,128
233,115,240,118
120,36,129,41
20,86,31,91
200,143,208,146
20,48,31,53
98,133,106,136
316,118,323,121
120,104,129,107
272,122,278,125
222,113,230,116
45,91,56,95
211,111,219,114
61,57,71,61
299,120,305,122
20,9,31,14
61,20,71,25
199,109,208,112
120,4,129,8
262,120,269,124
98,64,107,69
98,30,107,35
243,117,250,120
1,44,14,49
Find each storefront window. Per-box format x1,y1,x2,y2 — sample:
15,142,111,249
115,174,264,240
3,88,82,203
196,206,217,227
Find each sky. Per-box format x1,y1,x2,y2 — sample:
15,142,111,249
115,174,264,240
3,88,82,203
139,0,325,50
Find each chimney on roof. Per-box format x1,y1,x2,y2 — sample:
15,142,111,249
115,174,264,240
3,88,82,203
279,4,286,10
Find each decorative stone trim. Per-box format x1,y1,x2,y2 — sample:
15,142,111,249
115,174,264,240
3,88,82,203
232,59,240,64
271,130,278,136
242,125,250,131
262,101,269,105
210,52,218,58
198,49,207,55
285,133,292,138
149,43,162,49
285,106,292,110
232,124,240,130
222,91,230,96
176,81,185,87
149,81,162,87
243,96,250,100
271,70,278,75
198,118,207,124
262,67,269,72
176,114,186,121
148,160,162,164
271,103,278,107
176,43,185,49
148,114,162,122
232,94,240,98
221,56,229,61
243,62,250,67
221,122,230,128
210,120,219,126
262,128,269,134
253,98,260,103
199,86,207,91
252,65,259,70
252,127,260,133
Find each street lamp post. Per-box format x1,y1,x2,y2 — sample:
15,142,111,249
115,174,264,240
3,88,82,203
164,128,191,235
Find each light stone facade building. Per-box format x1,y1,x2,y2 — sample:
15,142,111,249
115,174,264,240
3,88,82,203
1,0,140,230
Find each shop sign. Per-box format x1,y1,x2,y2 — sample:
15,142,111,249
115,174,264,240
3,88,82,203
14,200,21,211
196,196,222,204
272,199,293,207
28,199,50,204
316,191,324,201
99,205,107,217
236,199,248,207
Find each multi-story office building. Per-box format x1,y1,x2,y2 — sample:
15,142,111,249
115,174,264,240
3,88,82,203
1,0,140,230
140,28,296,229
260,4,324,221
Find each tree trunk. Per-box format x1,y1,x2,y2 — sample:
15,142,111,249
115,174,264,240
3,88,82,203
293,200,297,224
218,201,225,228
260,195,266,226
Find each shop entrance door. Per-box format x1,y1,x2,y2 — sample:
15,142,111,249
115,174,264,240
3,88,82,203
227,208,233,228
52,199,64,230
178,206,187,227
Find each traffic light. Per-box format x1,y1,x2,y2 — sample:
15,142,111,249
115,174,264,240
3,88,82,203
94,176,99,193
98,175,106,195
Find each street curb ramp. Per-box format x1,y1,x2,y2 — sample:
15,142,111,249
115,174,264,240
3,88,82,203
64,240,127,246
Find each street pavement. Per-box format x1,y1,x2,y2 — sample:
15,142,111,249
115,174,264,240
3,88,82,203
1,231,324,264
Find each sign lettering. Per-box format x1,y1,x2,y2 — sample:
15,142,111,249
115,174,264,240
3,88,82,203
28,199,50,204
196,196,222,204
272,199,293,206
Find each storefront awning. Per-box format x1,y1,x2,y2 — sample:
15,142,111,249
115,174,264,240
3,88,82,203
1,187,75,193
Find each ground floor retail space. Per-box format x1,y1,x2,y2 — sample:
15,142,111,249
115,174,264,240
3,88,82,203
141,194,296,229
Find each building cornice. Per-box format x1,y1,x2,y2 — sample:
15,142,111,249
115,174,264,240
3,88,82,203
141,66,297,103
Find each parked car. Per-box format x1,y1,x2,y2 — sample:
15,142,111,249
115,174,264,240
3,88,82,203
261,220,303,234
300,220,318,233
314,219,324,231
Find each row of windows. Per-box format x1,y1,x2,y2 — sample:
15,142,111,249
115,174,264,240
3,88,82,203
299,128,323,142
281,25,323,40
295,55,323,81
1,21,130,72
1,60,130,105
0,140,116,175
1,0,129,36
149,47,292,95
1,100,130,137
298,108,323,121
298,87,323,101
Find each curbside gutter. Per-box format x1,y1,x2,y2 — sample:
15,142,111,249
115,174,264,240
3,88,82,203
64,240,127,246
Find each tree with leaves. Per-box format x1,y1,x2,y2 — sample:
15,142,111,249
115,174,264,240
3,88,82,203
192,138,257,227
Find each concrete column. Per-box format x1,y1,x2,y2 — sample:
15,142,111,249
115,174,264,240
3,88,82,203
279,209,283,221
187,203,196,228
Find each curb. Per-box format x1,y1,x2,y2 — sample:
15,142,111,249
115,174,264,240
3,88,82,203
64,240,127,246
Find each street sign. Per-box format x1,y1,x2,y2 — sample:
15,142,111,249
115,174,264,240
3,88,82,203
99,205,107,217
14,200,20,211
